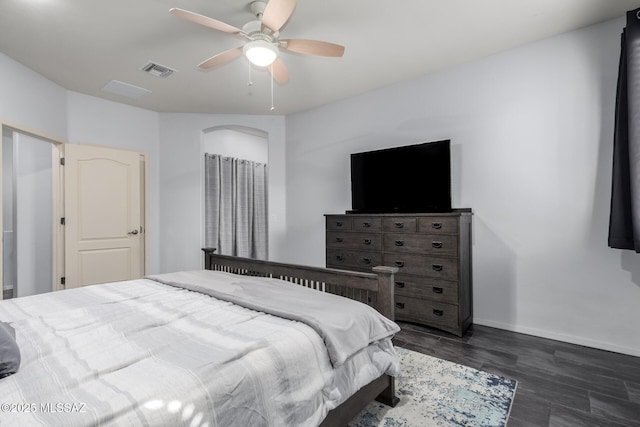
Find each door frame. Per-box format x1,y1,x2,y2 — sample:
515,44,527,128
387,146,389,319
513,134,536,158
0,119,149,297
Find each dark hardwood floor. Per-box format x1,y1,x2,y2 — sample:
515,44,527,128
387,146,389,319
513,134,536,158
393,321,640,427
2,289,13,300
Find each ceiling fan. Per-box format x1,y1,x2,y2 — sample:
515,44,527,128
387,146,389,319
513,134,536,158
169,0,345,84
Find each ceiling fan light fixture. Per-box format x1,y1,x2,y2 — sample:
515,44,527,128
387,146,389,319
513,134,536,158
244,40,278,67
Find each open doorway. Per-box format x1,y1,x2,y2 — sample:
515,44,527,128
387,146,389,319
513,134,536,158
1,125,63,299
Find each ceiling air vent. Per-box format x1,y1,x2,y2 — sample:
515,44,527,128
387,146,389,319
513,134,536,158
140,62,176,78
101,80,151,100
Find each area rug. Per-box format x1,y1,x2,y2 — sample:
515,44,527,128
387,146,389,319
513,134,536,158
349,348,517,427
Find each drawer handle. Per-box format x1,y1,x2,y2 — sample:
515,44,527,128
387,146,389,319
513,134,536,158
362,222,371,228
432,264,443,272
394,222,404,229
335,255,344,261
395,261,405,268
433,309,444,317
336,221,343,227
432,286,443,294
335,237,343,243
394,240,405,247
432,241,443,249
395,302,405,309
395,281,405,288
363,257,372,264
432,222,443,229
363,239,372,245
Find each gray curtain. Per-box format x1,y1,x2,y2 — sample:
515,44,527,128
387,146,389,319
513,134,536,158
609,8,640,252
204,154,268,259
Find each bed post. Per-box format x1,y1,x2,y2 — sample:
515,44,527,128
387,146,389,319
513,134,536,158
371,265,399,408
201,248,216,270
371,266,398,321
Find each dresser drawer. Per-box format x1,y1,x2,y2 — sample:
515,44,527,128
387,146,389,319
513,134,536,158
326,249,381,271
352,217,382,232
382,253,458,281
394,296,459,328
326,231,382,251
383,217,418,232
326,216,352,231
383,233,458,256
418,217,458,235
394,274,459,305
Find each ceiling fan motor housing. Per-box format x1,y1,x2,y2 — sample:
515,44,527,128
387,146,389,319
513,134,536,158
243,20,268,37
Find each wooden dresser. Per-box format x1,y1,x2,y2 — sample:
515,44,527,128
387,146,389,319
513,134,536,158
325,210,472,336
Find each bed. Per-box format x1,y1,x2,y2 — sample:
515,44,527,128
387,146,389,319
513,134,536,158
0,250,400,426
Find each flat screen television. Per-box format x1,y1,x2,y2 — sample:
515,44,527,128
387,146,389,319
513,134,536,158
350,140,451,213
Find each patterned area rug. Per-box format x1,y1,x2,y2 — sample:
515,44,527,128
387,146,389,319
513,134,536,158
349,348,517,427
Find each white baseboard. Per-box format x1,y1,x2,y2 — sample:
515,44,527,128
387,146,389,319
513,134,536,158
473,318,640,358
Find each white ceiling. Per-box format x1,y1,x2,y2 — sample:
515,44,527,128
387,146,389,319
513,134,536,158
1,0,638,115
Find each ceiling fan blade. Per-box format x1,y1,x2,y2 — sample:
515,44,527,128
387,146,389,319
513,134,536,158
198,47,243,69
261,0,296,33
281,39,345,57
170,8,243,35
268,58,290,84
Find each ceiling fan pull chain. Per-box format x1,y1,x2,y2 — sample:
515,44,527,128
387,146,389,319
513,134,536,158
248,63,253,86
270,64,275,111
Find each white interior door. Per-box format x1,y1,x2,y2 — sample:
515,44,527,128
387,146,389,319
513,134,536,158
64,144,144,289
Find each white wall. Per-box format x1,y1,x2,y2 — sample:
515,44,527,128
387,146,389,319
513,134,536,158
158,113,286,273
0,52,67,139
66,92,161,273
285,17,640,356
204,128,269,164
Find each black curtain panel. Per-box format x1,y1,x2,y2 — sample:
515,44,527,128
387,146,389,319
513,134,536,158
609,9,640,252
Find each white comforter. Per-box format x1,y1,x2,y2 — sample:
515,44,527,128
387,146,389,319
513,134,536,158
0,274,399,427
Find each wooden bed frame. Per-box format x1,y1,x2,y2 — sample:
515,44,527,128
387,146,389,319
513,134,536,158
201,249,400,426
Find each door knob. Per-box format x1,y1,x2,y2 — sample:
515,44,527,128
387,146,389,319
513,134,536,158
128,229,139,235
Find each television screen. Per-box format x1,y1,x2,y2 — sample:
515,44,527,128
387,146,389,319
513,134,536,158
350,140,451,213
